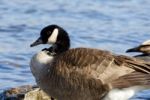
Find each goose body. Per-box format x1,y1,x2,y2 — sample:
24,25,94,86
30,25,150,100
126,40,150,61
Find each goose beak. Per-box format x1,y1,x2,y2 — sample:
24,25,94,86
126,47,140,53
30,37,43,47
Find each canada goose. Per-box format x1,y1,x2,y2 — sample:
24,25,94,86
126,40,150,62
30,25,150,100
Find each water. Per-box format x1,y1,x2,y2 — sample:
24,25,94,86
0,0,150,99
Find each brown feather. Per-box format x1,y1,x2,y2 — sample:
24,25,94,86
35,48,150,100
55,48,150,88
109,71,150,89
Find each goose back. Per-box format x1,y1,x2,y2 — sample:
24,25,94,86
33,48,150,100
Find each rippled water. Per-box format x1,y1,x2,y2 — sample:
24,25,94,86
0,0,150,99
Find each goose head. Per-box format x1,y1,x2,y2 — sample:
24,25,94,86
126,40,150,54
30,25,70,53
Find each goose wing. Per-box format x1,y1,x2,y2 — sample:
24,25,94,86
54,48,150,89
109,71,150,89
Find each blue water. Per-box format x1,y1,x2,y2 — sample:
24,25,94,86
0,0,150,99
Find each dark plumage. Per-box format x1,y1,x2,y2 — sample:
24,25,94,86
30,25,150,100
126,40,150,62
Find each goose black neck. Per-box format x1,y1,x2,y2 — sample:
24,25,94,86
54,41,70,54
56,27,70,53
47,29,70,55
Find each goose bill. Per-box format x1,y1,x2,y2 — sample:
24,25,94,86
30,37,43,47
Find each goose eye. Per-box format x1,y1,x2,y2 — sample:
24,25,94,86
48,31,51,34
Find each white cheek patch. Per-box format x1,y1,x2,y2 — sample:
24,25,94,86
142,40,150,45
48,28,59,44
